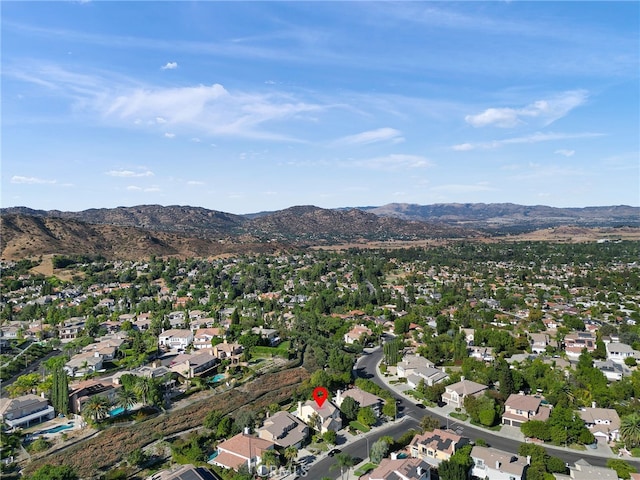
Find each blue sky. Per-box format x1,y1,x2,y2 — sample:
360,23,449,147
2,1,639,214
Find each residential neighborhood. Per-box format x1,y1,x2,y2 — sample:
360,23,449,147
1,241,639,480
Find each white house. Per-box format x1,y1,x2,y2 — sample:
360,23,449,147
158,329,194,351
295,400,342,434
606,342,638,364
0,394,55,429
470,446,528,480
578,406,621,444
441,379,488,409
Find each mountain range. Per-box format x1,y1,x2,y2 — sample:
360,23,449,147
1,203,638,260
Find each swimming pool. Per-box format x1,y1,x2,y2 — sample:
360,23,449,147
208,374,225,383
109,407,125,417
40,422,74,434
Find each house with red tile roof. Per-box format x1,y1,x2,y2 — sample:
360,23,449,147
210,433,275,471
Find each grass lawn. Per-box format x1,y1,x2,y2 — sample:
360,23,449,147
349,421,371,433
449,412,469,422
354,462,378,476
469,419,502,431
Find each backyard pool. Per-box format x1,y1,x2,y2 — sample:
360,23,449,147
109,407,125,417
40,422,74,434
208,451,219,462
208,374,225,383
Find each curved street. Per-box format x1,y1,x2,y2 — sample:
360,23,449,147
304,344,640,480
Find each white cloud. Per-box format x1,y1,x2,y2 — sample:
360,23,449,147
161,61,178,70
11,175,56,184
451,143,474,151
187,180,205,185
465,90,588,128
333,127,404,146
127,185,161,192
451,131,603,151
190,137,201,143
554,149,575,157
164,132,175,138
155,116,167,124
353,154,432,170
106,169,154,177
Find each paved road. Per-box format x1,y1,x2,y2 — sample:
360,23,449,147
305,345,640,479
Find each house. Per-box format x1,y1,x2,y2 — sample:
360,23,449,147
502,393,551,427
406,367,448,389
211,432,275,471
529,333,556,354
60,318,86,342
64,351,104,378
564,331,596,358
409,429,467,467
335,387,384,417
81,337,125,360
257,411,309,448
594,359,626,381
344,324,372,344
193,328,225,350
0,325,20,340
469,346,494,362
397,355,434,378
213,341,243,361
461,328,475,346
0,394,55,429
251,326,281,346
470,446,528,480
68,379,120,414
606,342,638,364
295,400,342,434
363,456,431,480
169,350,219,378
578,406,620,444
441,379,488,409
542,318,558,330
146,464,217,480
555,459,618,480
158,329,194,351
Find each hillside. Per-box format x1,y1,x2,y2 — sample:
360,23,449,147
2,202,638,260
0,214,282,260
363,203,640,232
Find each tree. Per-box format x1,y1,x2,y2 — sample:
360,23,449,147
50,364,69,416
323,430,337,446
82,395,110,423
27,464,78,480
284,446,299,467
217,417,233,438
620,413,640,449
204,410,224,431
357,407,376,427
127,447,148,467
420,415,441,432
370,438,389,463
606,459,637,480
117,387,137,413
235,409,257,431
332,452,355,480
438,459,468,480
340,396,360,421
261,449,280,468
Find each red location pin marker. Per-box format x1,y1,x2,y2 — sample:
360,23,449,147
312,386,329,408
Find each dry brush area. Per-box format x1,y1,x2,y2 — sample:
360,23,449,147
24,367,310,478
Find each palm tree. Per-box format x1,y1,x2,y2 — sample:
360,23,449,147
620,413,640,449
284,446,298,467
331,452,355,480
261,449,279,469
82,395,110,424
136,378,152,406
117,387,137,413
